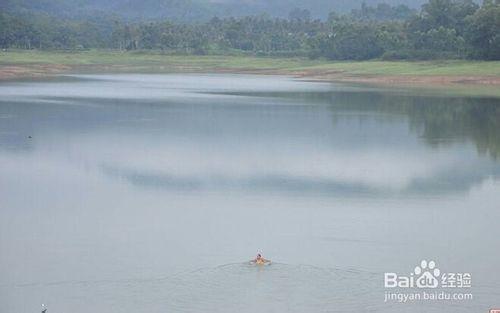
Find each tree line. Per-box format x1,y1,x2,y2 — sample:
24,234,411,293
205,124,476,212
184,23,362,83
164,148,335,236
0,0,499,60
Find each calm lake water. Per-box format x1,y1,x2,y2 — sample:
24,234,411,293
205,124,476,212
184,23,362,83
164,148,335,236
0,74,499,313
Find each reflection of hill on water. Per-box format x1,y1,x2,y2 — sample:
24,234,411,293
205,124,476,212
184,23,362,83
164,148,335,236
324,91,500,161
209,87,500,161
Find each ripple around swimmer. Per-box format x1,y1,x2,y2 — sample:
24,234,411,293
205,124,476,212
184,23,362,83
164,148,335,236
118,263,384,313
5,263,494,313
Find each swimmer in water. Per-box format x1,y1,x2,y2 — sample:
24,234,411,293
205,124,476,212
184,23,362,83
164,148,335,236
250,253,271,265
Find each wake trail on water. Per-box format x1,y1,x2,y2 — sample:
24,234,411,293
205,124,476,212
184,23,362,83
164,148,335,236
3,262,386,312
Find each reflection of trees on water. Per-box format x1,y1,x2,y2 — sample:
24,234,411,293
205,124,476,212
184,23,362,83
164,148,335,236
405,97,500,160
325,91,500,161
201,89,500,161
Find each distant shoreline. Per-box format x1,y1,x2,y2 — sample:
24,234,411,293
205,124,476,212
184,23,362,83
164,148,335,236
1,50,500,88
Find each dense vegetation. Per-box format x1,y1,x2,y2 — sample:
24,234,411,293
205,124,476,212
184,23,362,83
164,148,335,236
0,0,499,60
1,0,426,20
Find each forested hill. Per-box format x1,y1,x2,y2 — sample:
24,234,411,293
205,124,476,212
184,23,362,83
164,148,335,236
1,0,498,61
2,0,427,20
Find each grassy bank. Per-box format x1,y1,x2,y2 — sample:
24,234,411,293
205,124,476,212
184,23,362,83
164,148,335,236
1,50,500,86
0,50,320,70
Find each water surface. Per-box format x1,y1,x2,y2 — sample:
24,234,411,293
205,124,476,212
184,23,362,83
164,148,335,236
1,74,499,313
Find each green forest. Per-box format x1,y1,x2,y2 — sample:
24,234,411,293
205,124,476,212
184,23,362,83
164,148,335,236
1,0,499,60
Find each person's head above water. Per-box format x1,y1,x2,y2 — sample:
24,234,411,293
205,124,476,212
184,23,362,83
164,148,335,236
252,253,270,264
